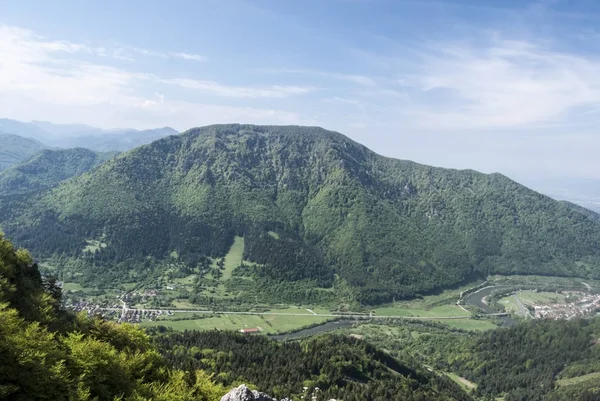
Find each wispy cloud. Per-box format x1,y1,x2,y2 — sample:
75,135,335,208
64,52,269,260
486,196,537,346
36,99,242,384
161,78,314,98
171,52,206,62
0,24,310,129
261,68,376,86
397,35,600,129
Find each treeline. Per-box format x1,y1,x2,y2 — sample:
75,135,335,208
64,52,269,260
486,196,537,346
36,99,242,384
0,233,227,401
150,328,473,401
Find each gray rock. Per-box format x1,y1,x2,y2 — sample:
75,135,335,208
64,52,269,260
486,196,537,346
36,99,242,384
220,384,291,401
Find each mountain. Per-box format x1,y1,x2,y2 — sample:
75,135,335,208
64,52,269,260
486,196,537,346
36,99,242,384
0,148,116,197
0,118,178,152
0,132,49,171
2,124,600,304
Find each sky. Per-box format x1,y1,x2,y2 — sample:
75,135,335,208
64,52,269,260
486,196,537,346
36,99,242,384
1,0,600,182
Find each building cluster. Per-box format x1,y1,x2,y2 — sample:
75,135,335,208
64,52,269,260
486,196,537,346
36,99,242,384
532,292,600,320
118,308,170,323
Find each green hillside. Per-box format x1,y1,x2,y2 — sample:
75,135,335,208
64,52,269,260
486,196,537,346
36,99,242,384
0,148,116,196
0,133,49,171
0,233,471,401
2,124,600,304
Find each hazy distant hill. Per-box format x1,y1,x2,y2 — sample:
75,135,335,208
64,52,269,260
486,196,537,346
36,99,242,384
2,124,600,303
0,118,177,152
0,148,116,196
0,132,49,171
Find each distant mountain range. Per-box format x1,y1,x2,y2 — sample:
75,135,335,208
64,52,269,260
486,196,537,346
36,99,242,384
0,118,178,153
1,124,599,304
0,132,49,171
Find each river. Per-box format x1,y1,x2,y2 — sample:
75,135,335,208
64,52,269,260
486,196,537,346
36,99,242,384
462,285,516,326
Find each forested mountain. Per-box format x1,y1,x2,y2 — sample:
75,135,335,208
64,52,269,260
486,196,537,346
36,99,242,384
0,148,116,196
0,118,177,152
0,132,49,171
2,124,600,303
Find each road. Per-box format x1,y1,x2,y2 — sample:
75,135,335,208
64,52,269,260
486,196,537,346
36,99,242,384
512,294,533,318
94,307,507,320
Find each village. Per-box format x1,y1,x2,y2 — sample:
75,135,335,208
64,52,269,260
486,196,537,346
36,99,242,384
530,291,600,320
498,289,600,320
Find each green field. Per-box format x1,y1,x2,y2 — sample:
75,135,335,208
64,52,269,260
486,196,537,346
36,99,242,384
517,290,566,305
445,372,477,391
557,372,600,386
139,307,332,333
221,236,245,281
436,319,497,331
498,296,521,313
373,304,470,318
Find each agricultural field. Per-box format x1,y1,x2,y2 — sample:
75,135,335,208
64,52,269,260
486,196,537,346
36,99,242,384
139,307,333,333
372,304,470,318
444,372,477,391
556,372,600,386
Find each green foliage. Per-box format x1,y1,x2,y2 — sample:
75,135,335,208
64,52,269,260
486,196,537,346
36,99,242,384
0,133,48,171
0,147,113,196
0,234,226,401
151,328,473,401
2,124,600,304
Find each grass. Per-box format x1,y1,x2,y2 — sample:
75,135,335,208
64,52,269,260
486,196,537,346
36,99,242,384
82,239,107,253
517,290,566,305
373,304,470,318
436,319,497,331
139,308,333,333
221,236,245,281
62,282,96,293
498,296,521,314
445,372,477,391
557,372,600,386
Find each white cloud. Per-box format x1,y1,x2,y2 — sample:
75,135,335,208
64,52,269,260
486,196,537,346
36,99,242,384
171,52,206,62
399,35,600,129
161,78,313,98
261,68,376,86
0,24,310,130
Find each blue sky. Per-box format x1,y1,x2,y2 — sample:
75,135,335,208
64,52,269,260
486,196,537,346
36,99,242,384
1,0,600,181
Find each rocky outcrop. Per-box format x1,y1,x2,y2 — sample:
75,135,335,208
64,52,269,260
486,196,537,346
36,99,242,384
220,385,292,401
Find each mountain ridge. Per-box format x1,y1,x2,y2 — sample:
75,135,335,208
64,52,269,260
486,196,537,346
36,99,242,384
1,124,599,304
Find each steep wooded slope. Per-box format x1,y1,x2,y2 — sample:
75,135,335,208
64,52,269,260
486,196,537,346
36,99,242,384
2,124,600,303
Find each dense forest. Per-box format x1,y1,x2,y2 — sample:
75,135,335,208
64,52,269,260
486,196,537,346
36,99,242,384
349,319,600,401
0,147,116,196
0,234,478,401
1,124,600,303
151,328,472,401
0,132,48,171
0,232,228,400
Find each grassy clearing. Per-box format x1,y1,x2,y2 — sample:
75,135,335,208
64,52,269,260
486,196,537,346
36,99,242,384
62,282,95,292
517,290,566,305
445,372,477,391
82,239,107,253
498,296,521,313
373,304,470,318
557,372,600,386
436,319,497,331
139,309,331,333
221,236,244,281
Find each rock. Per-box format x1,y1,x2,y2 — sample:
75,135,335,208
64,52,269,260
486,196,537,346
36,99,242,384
220,384,291,401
